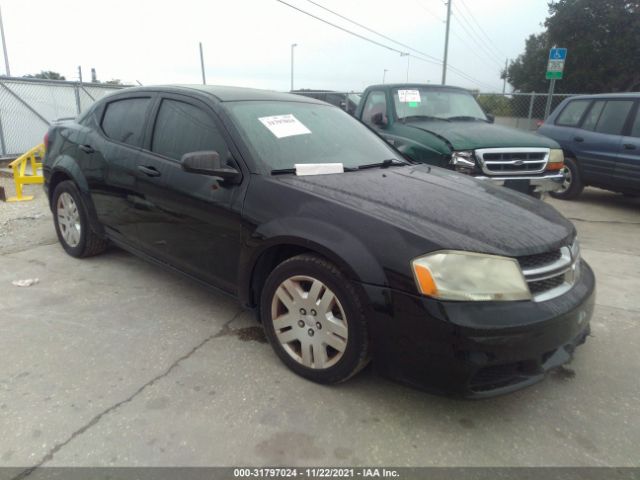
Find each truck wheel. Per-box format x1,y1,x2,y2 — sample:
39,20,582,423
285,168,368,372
52,180,108,258
260,254,370,384
550,157,583,200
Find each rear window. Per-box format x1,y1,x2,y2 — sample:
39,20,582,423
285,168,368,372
556,100,590,126
101,98,151,147
593,100,634,135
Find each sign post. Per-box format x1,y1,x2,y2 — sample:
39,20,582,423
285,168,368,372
544,48,567,119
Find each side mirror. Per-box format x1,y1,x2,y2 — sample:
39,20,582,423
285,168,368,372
371,112,388,127
181,151,241,184
486,113,495,124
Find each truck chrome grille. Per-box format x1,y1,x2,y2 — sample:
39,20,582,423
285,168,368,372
476,147,550,176
517,241,580,302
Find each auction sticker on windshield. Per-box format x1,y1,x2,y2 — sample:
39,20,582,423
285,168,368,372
398,89,421,103
259,114,311,138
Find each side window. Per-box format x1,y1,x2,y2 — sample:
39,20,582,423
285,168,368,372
151,99,229,161
630,106,640,138
555,99,590,126
594,100,634,135
581,100,605,131
362,91,387,125
101,98,150,147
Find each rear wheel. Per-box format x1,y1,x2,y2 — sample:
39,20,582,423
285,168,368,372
550,157,583,200
260,254,370,384
52,180,108,258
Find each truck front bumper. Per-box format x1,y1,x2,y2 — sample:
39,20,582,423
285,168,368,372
475,172,565,194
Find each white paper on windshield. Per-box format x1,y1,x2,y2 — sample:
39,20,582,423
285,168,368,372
398,89,421,103
295,163,344,176
259,114,311,138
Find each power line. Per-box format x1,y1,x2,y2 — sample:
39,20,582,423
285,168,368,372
411,0,444,23
303,0,443,64
458,0,508,60
451,5,504,68
278,0,498,90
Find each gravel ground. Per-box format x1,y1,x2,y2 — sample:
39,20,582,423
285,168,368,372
0,176,55,255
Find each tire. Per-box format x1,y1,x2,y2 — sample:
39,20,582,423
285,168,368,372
260,254,370,384
52,180,108,258
550,157,584,200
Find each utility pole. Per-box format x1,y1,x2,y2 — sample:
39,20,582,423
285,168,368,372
78,66,83,84
441,0,452,85
91,68,97,83
0,5,10,76
199,42,206,85
290,43,297,91
502,58,508,94
401,53,409,82
382,69,388,84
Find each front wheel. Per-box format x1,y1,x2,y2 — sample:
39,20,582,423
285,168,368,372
550,157,584,200
260,254,370,384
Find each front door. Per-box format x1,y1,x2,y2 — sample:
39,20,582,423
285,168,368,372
133,95,244,294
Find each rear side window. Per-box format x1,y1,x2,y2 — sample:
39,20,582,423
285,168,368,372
581,100,605,131
594,100,634,135
362,91,387,125
101,98,150,147
556,100,590,126
151,99,229,161
630,107,640,138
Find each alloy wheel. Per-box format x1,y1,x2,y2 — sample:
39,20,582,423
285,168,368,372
56,192,81,247
559,165,572,193
270,275,348,369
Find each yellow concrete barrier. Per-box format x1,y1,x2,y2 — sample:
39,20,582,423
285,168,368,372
7,144,45,202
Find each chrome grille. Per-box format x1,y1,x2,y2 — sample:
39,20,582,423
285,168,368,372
476,148,550,175
518,241,580,302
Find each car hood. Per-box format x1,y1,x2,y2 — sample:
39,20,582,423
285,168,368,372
277,165,574,257
403,120,559,150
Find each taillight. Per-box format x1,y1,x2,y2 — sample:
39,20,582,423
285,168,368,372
43,131,50,151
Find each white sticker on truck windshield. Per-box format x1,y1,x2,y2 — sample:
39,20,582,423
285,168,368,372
258,114,311,138
398,89,421,103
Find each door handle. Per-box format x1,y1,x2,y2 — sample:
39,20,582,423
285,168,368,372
623,143,637,150
79,144,95,154
574,136,584,143
137,165,161,177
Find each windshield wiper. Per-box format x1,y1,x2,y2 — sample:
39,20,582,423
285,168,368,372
446,115,487,122
271,166,358,175
400,115,450,123
356,159,408,170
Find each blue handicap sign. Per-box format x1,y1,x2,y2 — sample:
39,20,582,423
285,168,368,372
549,48,567,60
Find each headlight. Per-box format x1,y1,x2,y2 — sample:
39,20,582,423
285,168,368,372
411,251,531,301
547,149,564,171
450,151,476,173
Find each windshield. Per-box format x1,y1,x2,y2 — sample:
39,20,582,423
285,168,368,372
225,101,404,171
392,88,487,121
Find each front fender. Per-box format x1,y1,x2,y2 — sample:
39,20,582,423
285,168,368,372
238,216,387,306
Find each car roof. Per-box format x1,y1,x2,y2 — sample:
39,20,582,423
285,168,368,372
366,83,471,93
564,92,640,100
108,85,326,104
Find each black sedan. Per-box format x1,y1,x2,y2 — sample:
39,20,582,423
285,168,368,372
42,85,595,397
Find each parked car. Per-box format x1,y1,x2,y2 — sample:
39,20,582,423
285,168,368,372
43,85,594,397
538,93,640,199
354,84,566,197
291,89,360,115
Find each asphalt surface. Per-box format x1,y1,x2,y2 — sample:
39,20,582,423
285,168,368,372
1,182,639,469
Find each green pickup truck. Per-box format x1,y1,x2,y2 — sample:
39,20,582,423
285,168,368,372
354,84,565,197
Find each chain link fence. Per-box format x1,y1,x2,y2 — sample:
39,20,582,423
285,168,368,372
0,76,127,157
475,92,578,131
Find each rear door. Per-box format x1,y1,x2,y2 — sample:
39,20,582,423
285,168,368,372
133,94,245,294
89,95,153,242
613,101,640,192
576,99,634,187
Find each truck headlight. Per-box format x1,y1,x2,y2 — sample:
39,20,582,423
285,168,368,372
411,251,531,301
547,149,564,171
450,151,476,173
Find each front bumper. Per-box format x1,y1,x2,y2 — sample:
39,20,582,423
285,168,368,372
359,260,595,398
475,172,565,193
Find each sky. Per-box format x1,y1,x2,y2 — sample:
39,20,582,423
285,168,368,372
0,0,551,92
